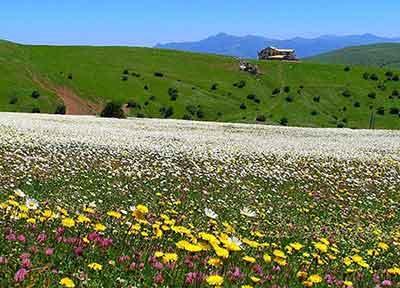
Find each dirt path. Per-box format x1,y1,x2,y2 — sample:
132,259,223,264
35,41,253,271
28,70,101,115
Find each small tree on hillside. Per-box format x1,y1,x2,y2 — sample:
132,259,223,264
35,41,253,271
100,102,126,119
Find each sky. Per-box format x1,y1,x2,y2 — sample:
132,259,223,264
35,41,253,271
1,0,399,47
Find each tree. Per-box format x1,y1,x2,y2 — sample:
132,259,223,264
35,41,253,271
100,102,126,119
55,105,66,115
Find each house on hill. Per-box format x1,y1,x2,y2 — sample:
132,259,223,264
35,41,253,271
258,46,298,61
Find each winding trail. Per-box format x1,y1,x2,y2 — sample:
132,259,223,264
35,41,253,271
28,70,101,115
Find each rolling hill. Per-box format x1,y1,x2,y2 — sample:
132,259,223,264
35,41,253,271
155,33,400,59
0,40,399,129
307,43,400,69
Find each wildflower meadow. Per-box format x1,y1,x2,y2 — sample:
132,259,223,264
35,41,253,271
0,113,399,287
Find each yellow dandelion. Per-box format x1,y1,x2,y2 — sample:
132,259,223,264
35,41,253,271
206,275,224,286
88,262,102,271
62,218,75,228
94,223,106,232
60,277,75,288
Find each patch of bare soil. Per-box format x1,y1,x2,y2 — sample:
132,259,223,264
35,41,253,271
28,71,101,115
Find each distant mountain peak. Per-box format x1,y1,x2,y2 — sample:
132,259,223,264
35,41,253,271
155,33,400,59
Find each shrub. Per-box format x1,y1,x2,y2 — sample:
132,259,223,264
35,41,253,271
31,107,40,113
313,96,321,103
311,110,318,116
247,94,256,100
31,90,41,99
239,103,247,110
168,88,178,100
272,88,281,95
182,114,192,120
196,109,204,119
392,90,399,97
149,95,156,101
363,72,370,80
131,72,141,78
233,80,246,88
337,122,345,128
342,90,351,98
279,117,288,126
100,102,126,119
393,75,399,81
285,95,294,102
344,66,351,72
160,106,174,118
211,83,218,90
123,69,129,75
254,98,261,104
144,101,149,106
154,72,164,77
283,86,290,93
186,105,197,115
121,75,129,81
385,71,394,78
377,83,386,91
54,105,66,115
144,85,149,90
9,96,18,105
353,101,361,108
67,73,73,80
136,113,145,118
370,74,379,81
368,92,376,99
389,107,399,115
256,115,266,122
376,107,385,115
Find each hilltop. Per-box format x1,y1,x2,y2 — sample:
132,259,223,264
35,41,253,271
307,43,400,69
0,40,399,129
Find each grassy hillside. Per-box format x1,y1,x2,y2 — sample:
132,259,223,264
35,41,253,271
0,41,399,129
307,43,400,69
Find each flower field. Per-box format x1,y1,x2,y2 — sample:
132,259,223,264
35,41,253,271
0,113,399,287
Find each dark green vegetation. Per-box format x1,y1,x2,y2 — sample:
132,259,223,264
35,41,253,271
308,43,400,69
0,40,399,128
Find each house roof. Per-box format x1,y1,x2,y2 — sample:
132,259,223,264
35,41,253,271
268,46,295,53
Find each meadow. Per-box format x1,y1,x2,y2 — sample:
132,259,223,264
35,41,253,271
0,40,399,129
0,113,399,287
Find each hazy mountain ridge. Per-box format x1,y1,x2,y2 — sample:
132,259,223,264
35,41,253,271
155,33,400,59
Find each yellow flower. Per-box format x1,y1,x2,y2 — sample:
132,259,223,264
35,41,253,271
212,245,229,259
343,257,353,266
377,242,389,251
241,285,253,288
242,256,256,263
136,204,149,214
94,223,106,232
162,253,178,263
107,210,122,219
387,267,400,275
206,275,224,286
308,274,322,284
176,240,203,252
27,218,36,224
42,210,53,218
154,251,164,258
250,276,260,283
263,253,272,263
88,262,102,271
314,242,328,253
344,281,353,287
290,242,303,251
84,207,95,214
77,215,91,223
207,258,222,267
60,277,75,287
273,249,286,258
297,271,308,279
62,218,75,228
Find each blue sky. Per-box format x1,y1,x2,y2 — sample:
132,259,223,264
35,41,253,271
1,0,399,46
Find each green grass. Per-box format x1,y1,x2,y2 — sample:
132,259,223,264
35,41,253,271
307,43,400,69
0,41,399,129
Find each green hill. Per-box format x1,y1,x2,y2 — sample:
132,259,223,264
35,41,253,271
307,43,400,69
0,41,399,129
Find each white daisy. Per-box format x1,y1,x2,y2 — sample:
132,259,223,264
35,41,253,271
14,189,26,198
204,208,218,219
25,198,39,210
240,207,257,218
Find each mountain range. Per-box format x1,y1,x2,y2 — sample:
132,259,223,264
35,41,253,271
155,33,400,59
